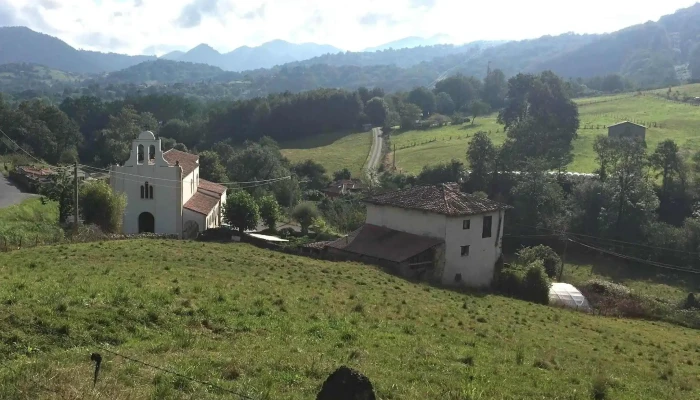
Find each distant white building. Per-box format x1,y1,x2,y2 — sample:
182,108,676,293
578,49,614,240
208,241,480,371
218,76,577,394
326,183,510,287
110,131,227,238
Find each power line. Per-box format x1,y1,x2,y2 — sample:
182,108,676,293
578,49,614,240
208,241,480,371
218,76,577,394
0,128,52,166
80,163,292,185
510,222,700,257
93,345,256,399
568,238,700,275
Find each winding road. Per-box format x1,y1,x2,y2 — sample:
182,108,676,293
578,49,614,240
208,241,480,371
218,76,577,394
365,127,383,180
0,175,36,208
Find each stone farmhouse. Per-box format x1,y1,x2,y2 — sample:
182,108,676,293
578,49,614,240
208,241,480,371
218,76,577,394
110,131,227,238
608,121,646,141
324,183,511,287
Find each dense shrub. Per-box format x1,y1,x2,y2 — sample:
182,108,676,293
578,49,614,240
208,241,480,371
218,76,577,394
493,261,551,305
521,261,551,305
79,180,127,233
517,245,561,278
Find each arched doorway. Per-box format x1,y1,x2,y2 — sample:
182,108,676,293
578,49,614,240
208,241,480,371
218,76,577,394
138,212,155,233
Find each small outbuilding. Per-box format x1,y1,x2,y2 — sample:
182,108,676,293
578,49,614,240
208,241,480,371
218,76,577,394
607,121,646,141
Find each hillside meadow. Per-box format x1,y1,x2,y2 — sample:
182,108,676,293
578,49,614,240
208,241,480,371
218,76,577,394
0,240,698,399
279,85,700,175
280,130,372,178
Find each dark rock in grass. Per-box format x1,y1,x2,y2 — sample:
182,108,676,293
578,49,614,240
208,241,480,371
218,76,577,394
316,366,376,400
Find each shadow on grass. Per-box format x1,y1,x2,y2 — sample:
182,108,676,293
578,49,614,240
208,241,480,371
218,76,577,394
280,130,358,149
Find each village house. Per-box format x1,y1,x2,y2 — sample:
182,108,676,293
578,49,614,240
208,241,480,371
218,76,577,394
325,183,511,287
110,131,227,238
608,121,646,141
322,179,365,199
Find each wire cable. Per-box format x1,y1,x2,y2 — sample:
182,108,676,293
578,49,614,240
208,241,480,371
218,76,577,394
93,345,255,399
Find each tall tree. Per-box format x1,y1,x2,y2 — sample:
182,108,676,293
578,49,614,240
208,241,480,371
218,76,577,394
434,74,480,111
292,159,329,190
599,138,656,239
258,195,281,232
511,159,567,232
435,92,455,115
498,71,580,170
364,97,389,127
468,100,490,125
688,44,700,82
417,160,464,185
407,87,436,116
466,131,495,192
650,139,684,197
292,202,320,235
40,171,75,225
198,150,229,182
482,68,507,109
94,105,159,165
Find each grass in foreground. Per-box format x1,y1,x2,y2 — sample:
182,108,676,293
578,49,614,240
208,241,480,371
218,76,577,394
0,240,698,399
0,198,61,247
280,130,372,177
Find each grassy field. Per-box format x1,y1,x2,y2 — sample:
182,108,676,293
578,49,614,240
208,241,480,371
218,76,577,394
280,130,372,178
278,84,700,175
0,198,62,247
0,240,698,399
391,92,700,173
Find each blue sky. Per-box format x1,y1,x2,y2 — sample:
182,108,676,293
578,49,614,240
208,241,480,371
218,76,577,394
0,0,697,55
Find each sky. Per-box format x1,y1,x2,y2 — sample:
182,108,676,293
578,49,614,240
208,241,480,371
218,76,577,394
0,0,697,55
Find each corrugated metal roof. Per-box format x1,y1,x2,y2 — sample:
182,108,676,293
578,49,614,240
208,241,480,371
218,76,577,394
327,224,443,263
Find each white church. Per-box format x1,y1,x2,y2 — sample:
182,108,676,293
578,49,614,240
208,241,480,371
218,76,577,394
110,131,227,238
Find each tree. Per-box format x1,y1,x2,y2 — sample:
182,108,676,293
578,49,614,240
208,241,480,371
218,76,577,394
601,74,625,92
598,138,657,240
434,74,480,111
417,159,464,185
468,100,490,124
258,195,281,232
160,119,195,148
198,150,229,182
223,191,260,236
94,105,159,165
482,68,507,109
292,202,320,235
333,168,352,181
40,171,74,225
292,159,329,190
80,180,127,233
498,72,580,171
364,97,389,127
649,139,683,197
466,131,496,192
435,92,455,115
398,103,423,130
593,136,618,181
510,159,567,232
407,87,436,116
691,44,700,82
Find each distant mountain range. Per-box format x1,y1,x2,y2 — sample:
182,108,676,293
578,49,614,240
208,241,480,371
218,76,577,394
1,3,700,100
364,35,455,52
158,40,342,71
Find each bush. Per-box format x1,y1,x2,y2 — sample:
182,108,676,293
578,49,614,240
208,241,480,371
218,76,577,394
493,261,551,305
521,261,551,305
292,202,320,235
258,195,281,232
517,245,561,278
79,180,127,233
493,267,524,298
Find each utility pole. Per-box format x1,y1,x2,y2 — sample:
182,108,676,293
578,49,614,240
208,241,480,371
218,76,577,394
393,143,396,170
73,161,79,233
558,230,568,282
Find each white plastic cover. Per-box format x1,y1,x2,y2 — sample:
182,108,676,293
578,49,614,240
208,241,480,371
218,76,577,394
549,282,591,311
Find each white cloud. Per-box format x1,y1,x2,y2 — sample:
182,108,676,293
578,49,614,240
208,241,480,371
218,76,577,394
0,0,697,55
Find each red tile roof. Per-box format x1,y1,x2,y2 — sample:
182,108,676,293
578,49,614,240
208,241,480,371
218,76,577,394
184,192,220,216
163,149,199,176
327,224,443,263
363,182,510,216
198,179,226,195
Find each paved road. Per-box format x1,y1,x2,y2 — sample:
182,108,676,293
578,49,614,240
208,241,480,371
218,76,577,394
365,127,384,179
0,175,37,208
